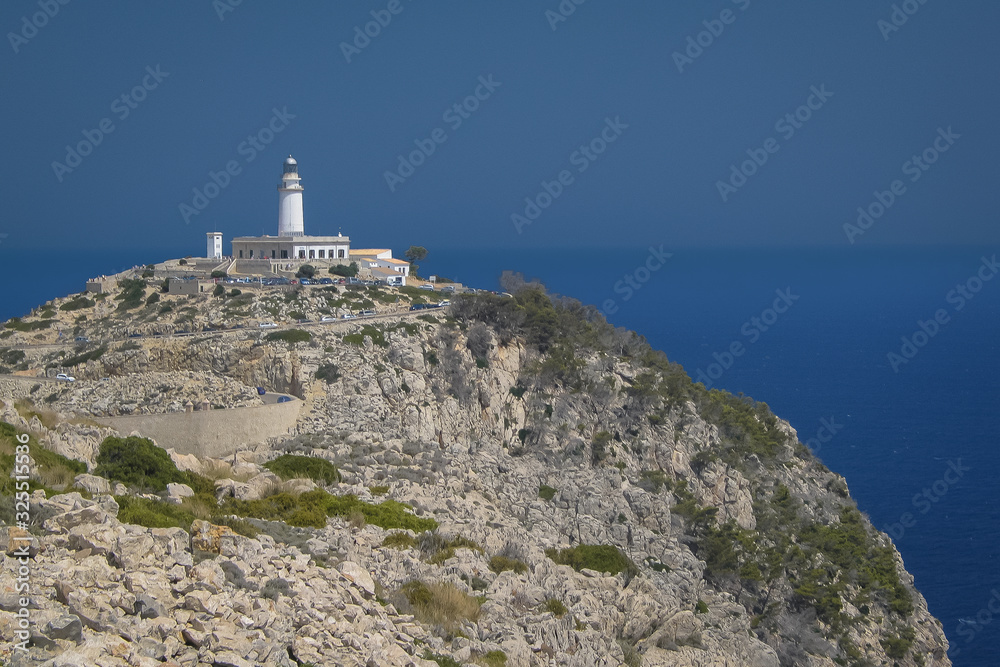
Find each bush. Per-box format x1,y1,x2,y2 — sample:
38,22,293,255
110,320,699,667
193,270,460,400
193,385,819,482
398,580,480,630
261,578,295,600
59,296,95,311
315,363,341,384
213,284,225,297
296,264,316,279
115,279,147,311
0,422,87,497
544,545,638,577
211,270,228,279
382,532,418,550
489,555,528,574
343,326,386,347
542,598,567,618
145,292,160,306
61,346,107,367
478,650,507,667
538,484,557,501
95,435,183,491
116,495,195,530
264,454,340,485
265,329,312,344
330,262,359,277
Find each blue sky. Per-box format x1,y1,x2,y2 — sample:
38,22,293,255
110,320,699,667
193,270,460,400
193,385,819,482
1,0,997,254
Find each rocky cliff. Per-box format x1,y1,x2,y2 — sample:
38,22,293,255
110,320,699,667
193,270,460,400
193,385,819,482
0,282,950,666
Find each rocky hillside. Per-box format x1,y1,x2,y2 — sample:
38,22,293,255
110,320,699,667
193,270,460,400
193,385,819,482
0,280,950,666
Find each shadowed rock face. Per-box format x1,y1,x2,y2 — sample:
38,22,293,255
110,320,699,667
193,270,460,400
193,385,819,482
0,289,950,666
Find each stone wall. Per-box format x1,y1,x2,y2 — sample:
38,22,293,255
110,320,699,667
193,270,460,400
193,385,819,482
93,399,301,458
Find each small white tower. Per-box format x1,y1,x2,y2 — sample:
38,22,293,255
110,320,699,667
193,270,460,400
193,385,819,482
206,232,223,259
277,156,304,237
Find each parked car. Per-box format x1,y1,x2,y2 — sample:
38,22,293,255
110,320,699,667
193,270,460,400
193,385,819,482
438,300,450,307
256,387,266,395
300,279,311,286
258,322,278,329
409,304,427,311
441,286,456,293
74,336,89,342
277,396,293,403
55,373,75,382
341,313,357,320
358,309,376,317
419,284,435,291
319,278,333,285
320,316,337,322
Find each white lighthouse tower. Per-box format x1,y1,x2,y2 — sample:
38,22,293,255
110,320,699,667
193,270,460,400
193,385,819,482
277,156,304,237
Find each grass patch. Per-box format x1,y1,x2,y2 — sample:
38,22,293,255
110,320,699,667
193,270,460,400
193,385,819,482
116,495,195,529
538,484,557,501
343,325,387,347
544,544,638,577
488,555,528,574
382,532,418,550
541,598,567,618
59,295,95,311
61,346,107,367
398,580,480,631
315,363,341,384
265,329,312,344
0,422,88,496
263,454,340,485
223,489,438,531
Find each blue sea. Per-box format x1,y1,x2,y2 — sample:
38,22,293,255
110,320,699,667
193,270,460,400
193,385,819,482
2,245,998,665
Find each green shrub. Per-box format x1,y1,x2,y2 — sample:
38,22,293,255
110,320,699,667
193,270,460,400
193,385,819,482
223,489,437,531
261,578,295,600
478,650,507,667
145,292,160,306
538,484,557,501
61,346,107,367
343,326,386,347
544,545,638,577
542,598,567,618
591,430,612,465
116,495,195,529
59,296,95,311
638,469,671,493
0,422,87,496
330,262,359,277
488,555,528,574
264,454,340,485
265,329,312,344
369,485,389,495
315,363,341,383
399,580,480,630
95,436,182,491
213,284,225,297
382,532,418,550
695,599,708,614
115,279,147,311
421,651,461,667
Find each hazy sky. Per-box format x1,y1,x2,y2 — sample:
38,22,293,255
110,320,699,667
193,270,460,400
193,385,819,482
2,1,997,253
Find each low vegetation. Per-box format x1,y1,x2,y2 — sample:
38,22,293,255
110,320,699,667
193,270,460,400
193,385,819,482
263,454,340,485
397,580,480,631
265,329,312,344
544,545,638,577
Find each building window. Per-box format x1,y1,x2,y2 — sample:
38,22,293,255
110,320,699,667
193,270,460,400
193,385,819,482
299,250,305,259
271,250,276,258
318,249,325,258
339,249,345,258
309,249,315,259
249,250,254,259
239,250,243,258
281,250,288,259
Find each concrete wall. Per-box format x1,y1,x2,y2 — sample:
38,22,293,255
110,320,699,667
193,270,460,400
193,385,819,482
94,399,301,458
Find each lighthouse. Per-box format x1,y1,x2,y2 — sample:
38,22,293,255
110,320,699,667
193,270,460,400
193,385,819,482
277,155,304,237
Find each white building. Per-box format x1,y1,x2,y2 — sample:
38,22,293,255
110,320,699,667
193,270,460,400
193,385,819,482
231,156,351,261
206,232,223,259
